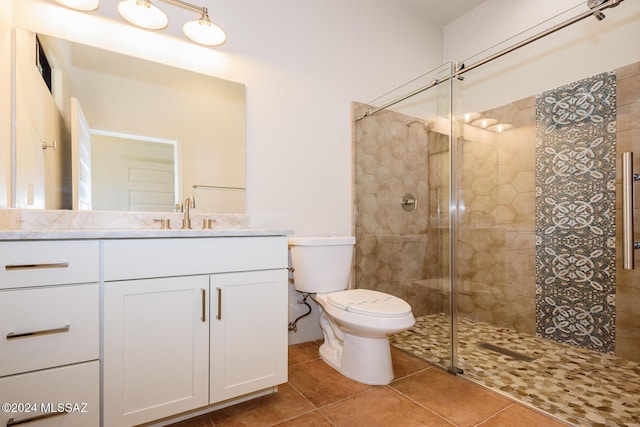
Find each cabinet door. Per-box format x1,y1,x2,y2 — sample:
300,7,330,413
104,276,209,427
210,269,288,403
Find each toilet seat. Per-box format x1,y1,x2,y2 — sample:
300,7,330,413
327,289,412,318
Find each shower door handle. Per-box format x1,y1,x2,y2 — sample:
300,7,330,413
622,152,640,270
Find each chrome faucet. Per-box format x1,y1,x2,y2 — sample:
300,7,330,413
182,195,196,229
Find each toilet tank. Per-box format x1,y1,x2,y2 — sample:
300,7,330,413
288,236,355,294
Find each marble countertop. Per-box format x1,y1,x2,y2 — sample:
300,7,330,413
0,228,292,241
0,209,292,241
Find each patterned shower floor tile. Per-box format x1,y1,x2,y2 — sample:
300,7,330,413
390,314,640,427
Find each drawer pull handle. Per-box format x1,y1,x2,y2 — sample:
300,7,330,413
7,411,67,426
5,262,69,271
201,288,206,322
6,324,70,340
216,287,222,320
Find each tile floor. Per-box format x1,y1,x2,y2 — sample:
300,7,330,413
391,314,640,427
168,341,568,427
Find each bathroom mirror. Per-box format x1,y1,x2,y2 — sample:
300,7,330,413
13,30,246,213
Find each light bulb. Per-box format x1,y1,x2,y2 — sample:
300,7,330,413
117,0,168,30
183,10,226,46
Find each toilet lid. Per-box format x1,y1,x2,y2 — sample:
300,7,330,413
327,289,412,318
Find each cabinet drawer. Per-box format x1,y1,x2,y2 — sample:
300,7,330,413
0,284,99,377
0,240,99,290
0,361,99,427
103,236,288,280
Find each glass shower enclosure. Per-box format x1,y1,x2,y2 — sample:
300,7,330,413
352,1,640,424
353,62,456,372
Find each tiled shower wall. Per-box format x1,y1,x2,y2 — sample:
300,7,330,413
614,62,640,361
456,97,537,334
352,103,450,318
352,60,640,361
458,62,640,360
535,71,617,353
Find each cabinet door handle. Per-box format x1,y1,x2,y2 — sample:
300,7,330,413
201,288,206,322
7,411,67,426
6,324,70,340
5,262,69,271
216,287,222,320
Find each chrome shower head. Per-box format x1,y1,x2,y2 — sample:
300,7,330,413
406,120,434,130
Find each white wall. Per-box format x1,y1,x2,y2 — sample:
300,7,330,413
444,0,584,63
222,1,444,235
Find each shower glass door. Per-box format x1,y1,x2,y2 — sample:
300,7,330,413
353,62,456,372
452,2,640,424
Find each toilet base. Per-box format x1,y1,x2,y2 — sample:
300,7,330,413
320,333,393,385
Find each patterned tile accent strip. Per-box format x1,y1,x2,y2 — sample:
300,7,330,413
535,71,617,353
391,314,640,426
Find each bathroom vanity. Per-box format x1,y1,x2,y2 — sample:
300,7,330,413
0,216,289,427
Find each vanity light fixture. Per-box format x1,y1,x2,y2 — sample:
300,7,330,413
182,7,226,46
120,0,226,45
51,0,227,46
117,0,168,30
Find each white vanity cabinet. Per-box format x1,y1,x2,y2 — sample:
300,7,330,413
0,240,100,427
210,269,288,403
103,275,210,427
103,236,288,427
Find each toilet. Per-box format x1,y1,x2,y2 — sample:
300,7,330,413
288,236,415,385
